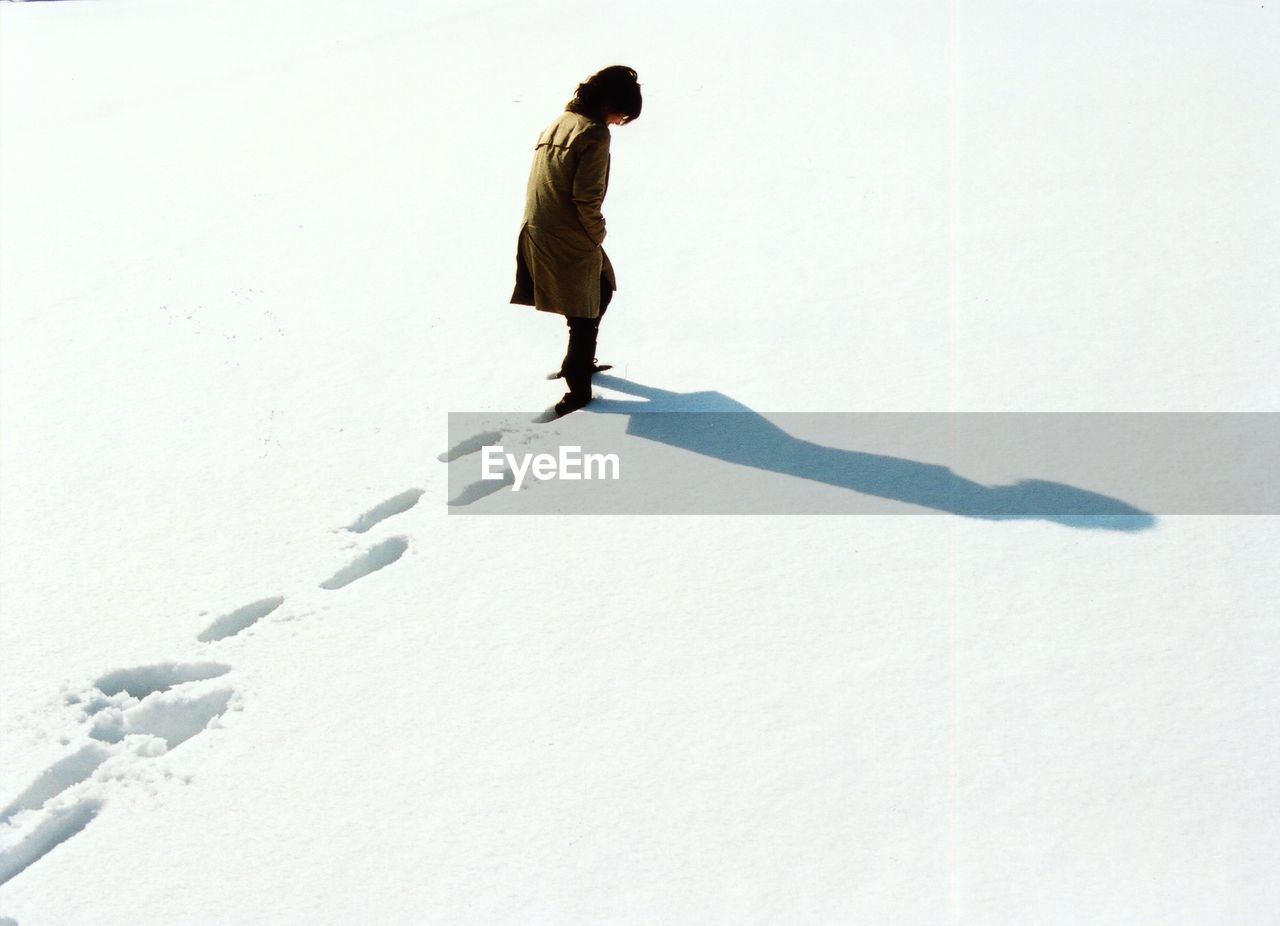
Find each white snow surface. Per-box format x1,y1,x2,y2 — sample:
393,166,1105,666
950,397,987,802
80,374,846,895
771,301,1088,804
2,0,1278,923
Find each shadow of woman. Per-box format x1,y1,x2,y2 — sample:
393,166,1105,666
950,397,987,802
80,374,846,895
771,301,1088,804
586,375,1155,531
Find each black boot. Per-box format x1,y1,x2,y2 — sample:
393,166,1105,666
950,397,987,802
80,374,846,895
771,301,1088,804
552,390,593,417
557,315,598,398
547,360,612,380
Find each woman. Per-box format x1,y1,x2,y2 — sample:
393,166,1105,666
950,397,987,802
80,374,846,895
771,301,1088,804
510,66,642,418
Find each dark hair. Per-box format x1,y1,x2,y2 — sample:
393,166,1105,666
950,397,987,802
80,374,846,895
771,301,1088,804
566,65,642,124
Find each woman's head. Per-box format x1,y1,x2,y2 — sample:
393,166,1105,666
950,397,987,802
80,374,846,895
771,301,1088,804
566,65,642,125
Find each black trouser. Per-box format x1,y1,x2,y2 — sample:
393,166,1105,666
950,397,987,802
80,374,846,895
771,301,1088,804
560,276,613,399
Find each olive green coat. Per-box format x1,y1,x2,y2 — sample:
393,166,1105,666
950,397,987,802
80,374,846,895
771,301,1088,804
510,111,617,319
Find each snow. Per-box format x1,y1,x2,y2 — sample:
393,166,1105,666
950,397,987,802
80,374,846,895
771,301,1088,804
2,0,1278,923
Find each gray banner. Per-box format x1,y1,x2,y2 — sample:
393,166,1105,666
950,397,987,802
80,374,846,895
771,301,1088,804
443,400,1279,525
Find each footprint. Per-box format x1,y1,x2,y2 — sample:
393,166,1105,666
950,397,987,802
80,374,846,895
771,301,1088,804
89,688,235,749
447,471,515,507
343,489,424,534
0,798,102,886
319,536,408,590
0,744,113,825
438,430,503,462
197,597,284,642
94,662,231,700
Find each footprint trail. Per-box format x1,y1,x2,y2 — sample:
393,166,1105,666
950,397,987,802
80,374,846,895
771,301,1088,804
3,481,423,886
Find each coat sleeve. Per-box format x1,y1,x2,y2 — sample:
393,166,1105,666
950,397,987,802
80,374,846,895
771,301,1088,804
571,131,610,246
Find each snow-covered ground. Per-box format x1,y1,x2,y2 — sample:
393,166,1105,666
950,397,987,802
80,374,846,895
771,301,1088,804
2,0,1277,922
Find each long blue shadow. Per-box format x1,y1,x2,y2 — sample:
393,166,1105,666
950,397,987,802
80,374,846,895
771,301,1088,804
588,376,1155,531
